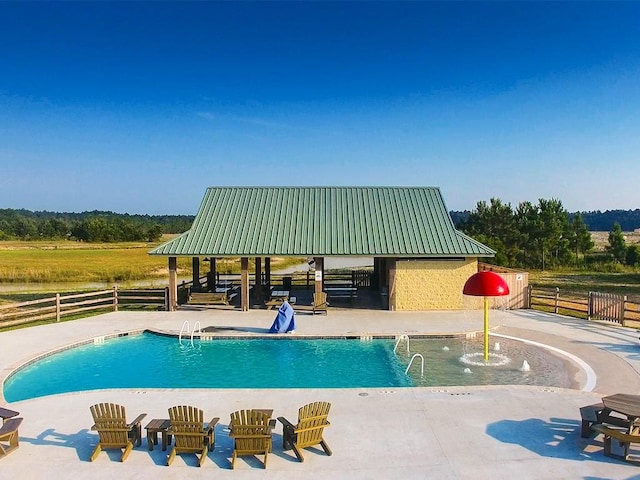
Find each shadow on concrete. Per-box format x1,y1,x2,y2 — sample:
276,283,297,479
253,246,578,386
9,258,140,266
21,427,95,461
486,417,624,464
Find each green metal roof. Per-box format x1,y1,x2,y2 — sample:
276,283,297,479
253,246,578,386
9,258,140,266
149,187,495,258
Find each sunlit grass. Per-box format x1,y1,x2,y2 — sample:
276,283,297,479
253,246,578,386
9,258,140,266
0,240,305,284
529,269,640,296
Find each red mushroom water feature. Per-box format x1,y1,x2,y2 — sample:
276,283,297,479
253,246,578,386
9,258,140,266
463,271,510,361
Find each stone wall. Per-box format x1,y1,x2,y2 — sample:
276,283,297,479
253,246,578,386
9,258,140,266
392,258,480,310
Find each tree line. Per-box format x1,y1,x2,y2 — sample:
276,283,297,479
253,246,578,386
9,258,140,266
455,198,639,269
0,209,194,242
451,208,640,232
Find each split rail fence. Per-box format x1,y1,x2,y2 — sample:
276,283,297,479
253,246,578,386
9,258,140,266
0,287,168,329
527,286,640,327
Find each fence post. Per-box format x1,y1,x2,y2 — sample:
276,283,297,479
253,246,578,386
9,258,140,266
56,293,61,322
587,292,592,321
621,295,628,326
526,285,532,309
165,287,170,311
113,285,118,312
554,287,559,314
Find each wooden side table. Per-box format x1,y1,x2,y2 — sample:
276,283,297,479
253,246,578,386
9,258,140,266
145,418,172,451
0,407,19,425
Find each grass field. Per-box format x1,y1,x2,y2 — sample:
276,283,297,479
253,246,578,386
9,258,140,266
1,236,637,297
0,239,304,285
529,270,640,297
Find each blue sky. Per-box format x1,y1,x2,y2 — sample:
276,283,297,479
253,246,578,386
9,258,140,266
1,1,639,215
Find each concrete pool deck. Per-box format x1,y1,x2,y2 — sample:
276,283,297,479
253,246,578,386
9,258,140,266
2,308,640,479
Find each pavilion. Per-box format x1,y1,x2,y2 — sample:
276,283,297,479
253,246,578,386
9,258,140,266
149,186,494,311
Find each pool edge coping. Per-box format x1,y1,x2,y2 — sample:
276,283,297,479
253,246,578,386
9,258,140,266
1,326,596,403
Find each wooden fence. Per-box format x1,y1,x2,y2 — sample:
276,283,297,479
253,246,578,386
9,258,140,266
179,269,373,298
0,287,168,329
527,286,640,327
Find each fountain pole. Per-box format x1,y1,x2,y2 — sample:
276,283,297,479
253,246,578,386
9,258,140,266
462,270,510,363
483,297,489,361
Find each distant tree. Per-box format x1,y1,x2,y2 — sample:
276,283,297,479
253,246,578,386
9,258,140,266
626,245,640,267
460,198,519,266
13,217,38,240
146,224,163,242
515,200,542,268
606,222,627,263
567,213,594,261
536,198,570,269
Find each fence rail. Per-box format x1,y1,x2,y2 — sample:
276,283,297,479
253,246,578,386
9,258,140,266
0,287,168,329
178,269,373,299
527,286,640,326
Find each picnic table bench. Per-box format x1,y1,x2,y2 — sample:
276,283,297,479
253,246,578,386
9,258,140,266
188,291,237,306
580,402,629,438
324,286,357,300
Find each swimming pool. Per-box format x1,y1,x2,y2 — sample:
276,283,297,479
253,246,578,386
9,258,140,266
3,331,580,402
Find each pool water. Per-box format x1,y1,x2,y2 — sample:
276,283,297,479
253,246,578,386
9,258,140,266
402,337,577,388
3,334,409,401
3,332,578,402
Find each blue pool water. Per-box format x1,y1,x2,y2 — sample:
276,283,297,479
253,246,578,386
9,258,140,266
3,332,577,402
3,333,410,401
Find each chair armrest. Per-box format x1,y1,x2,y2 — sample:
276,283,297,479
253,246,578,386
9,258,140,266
128,413,147,428
206,417,220,432
267,418,276,433
277,416,296,429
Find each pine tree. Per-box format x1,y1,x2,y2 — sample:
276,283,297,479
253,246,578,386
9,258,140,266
606,222,627,263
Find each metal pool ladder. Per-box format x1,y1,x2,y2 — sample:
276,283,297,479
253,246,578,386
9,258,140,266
405,353,424,377
393,334,410,354
179,320,202,346
190,321,202,346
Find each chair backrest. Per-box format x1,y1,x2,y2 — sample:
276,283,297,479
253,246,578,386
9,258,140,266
90,403,129,445
296,401,331,448
314,292,327,307
169,405,205,449
230,410,271,451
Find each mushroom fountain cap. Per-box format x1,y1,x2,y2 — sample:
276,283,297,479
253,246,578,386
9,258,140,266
463,271,510,297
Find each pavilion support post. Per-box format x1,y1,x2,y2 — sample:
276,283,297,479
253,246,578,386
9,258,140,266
168,256,178,311
314,257,324,298
207,258,217,292
254,257,262,300
372,257,380,290
265,257,271,291
192,257,201,290
241,257,250,311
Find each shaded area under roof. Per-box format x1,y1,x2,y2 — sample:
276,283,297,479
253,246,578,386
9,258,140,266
149,187,495,258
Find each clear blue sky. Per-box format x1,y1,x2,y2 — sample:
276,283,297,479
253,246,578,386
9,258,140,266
1,1,639,215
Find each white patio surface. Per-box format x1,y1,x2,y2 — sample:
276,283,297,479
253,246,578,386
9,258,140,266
2,307,640,479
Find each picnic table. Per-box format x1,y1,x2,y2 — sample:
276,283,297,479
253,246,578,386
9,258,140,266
266,291,290,310
602,394,640,433
589,393,640,461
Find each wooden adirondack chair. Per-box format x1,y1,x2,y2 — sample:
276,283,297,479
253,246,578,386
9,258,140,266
229,409,273,469
277,401,332,462
89,403,147,462
313,292,328,314
167,405,219,467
